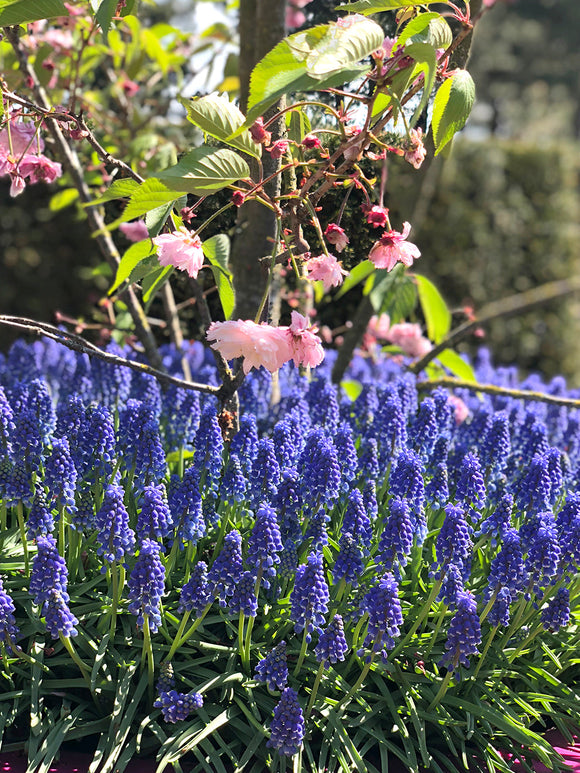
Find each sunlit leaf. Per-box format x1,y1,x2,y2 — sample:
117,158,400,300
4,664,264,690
155,147,250,194
0,0,67,24
335,259,375,299
182,94,261,158
432,69,476,154
335,0,451,13
109,241,155,295
415,274,451,343
396,12,452,50
436,348,476,380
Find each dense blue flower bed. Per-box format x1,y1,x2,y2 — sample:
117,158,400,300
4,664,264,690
0,337,579,772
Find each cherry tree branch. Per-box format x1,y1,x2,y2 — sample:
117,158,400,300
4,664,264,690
417,376,580,410
409,275,580,375
0,316,219,395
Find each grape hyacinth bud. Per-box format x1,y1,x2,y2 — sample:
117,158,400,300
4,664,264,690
229,570,258,617
374,392,407,464
480,411,510,473
342,488,372,550
487,587,512,628
378,497,414,573
193,408,224,492
389,449,426,540
541,587,570,631
267,688,305,757
27,488,55,539
43,590,79,639
298,428,340,513
525,511,561,591
434,504,473,581
221,452,248,503
230,413,259,477
127,539,166,632
334,422,358,492
178,561,211,615
278,539,298,580
358,438,379,483
248,438,281,508
255,641,289,691
437,563,465,609
455,453,486,512
439,590,481,674
170,467,204,547
290,552,330,641
478,493,514,544
207,531,243,607
411,397,439,461
154,690,203,723
78,404,116,479
0,578,20,651
515,454,551,515
333,532,365,587
95,485,136,563
362,573,404,661
156,661,175,694
247,503,283,588
137,484,173,542
486,528,527,598
45,437,77,510
29,535,69,605
315,614,348,668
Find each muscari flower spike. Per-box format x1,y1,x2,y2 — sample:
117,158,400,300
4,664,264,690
439,589,481,675
207,530,243,607
178,561,211,615
229,570,258,617
315,614,348,668
247,503,283,588
290,551,330,642
127,539,166,633
267,687,305,757
95,484,136,564
0,577,20,651
255,641,289,691
361,573,404,662
154,690,203,723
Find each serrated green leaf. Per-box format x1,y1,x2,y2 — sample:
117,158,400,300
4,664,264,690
116,179,183,225
246,23,370,126
432,69,475,154
109,240,155,295
386,274,418,321
145,202,173,238
202,234,230,272
415,274,451,344
182,94,261,159
155,147,250,195
336,0,450,12
305,17,384,77
335,259,375,299
89,178,140,206
0,0,67,24
396,12,452,50
436,348,476,380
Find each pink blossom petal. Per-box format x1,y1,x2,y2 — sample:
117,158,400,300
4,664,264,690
152,227,205,279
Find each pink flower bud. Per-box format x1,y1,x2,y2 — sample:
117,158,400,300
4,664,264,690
249,118,271,145
302,134,322,150
232,191,245,207
324,223,349,253
120,220,149,242
267,140,289,159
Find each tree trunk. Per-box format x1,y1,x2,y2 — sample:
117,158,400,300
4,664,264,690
230,0,287,321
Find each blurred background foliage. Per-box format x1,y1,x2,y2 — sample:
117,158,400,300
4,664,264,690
1,0,579,379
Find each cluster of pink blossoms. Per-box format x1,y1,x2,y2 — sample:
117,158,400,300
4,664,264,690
0,120,62,197
304,253,348,292
366,314,432,359
207,311,324,374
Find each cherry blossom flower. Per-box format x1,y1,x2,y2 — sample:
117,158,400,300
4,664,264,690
206,320,292,374
324,223,349,253
404,128,427,170
387,323,432,359
367,314,391,341
302,134,322,150
120,220,149,242
365,205,389,229
448,395,469,424
249,118,271,145
0,120,43,155
288,311,325,368
267,140,289,159
305,253,348,292
152,227,205,278
18,154,62,184
368,222,421,271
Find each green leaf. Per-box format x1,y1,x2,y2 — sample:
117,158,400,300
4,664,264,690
208,265,235,320
246,21,373,126
89,178,140,206
286,108,312,144
145,202,173,238
182,94,261,159
49,188,79,212
155,147,250,195
415,274,451,344
202,234,230,272
93,0,116,41
436,348,476,381
335,259,375,299
386,274,418,321
341,380,363,401
142,265,173,305
109,241,155,295
0,0,67,24
432,70,476,154
396,12,452,50
335,0,451,13
305,17,384,77
117,179,183,225
404,42,437,127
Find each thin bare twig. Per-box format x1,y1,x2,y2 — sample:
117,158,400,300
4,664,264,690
417,376,580,410
409,275,580,375
0,316,219,396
